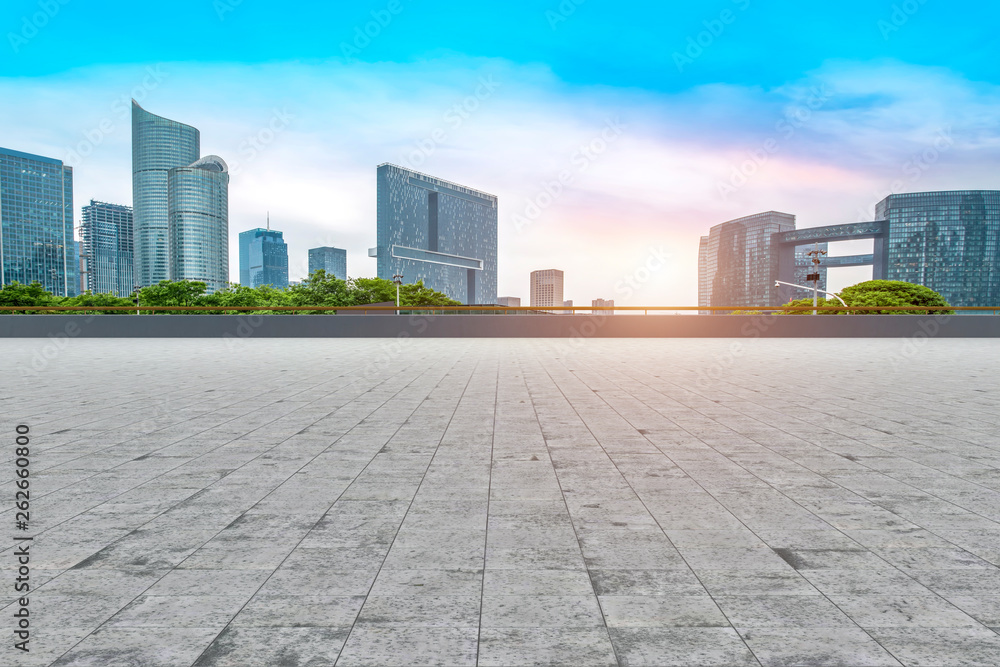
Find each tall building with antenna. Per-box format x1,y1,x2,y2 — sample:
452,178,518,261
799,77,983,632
239,213,289,289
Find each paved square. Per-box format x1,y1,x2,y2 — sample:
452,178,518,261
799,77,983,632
3,338,999,666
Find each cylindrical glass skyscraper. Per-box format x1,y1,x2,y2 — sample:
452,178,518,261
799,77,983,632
132,101,200,287
168,156,229,293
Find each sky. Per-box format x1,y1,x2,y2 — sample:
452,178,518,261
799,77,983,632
3,0,999,304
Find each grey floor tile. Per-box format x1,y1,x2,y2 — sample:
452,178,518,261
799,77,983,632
193,626,350,666
738,627,903,666
481,594,606,628
336,626,478,666
609,627,758,666
867,627,1000,666
599,595,730,627
479,628,618,666
50,627,220,667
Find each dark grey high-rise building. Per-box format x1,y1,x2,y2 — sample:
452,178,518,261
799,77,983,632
374,164,497,304
308,246,347,281
0,147,76,296
698,211,795,310
80,200,134,296
132,101,200,287
878,191,1000,307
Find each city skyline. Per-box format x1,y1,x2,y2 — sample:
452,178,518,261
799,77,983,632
5,2,999,304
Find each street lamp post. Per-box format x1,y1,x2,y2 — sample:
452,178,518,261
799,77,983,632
392,274,404,315
774,280,848,312
805,242,828,315
134,285,142,316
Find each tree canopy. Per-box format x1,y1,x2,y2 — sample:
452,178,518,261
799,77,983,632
0,272,461,313
781,280,952,314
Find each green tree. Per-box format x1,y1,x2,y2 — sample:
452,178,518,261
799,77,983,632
0,281,56,309
399,281,461,307
839,280,952,314
137,280,208,311
285,270,354,311
781,280,952,314
347,277,398,306
60,291,136,314
198,283,293,313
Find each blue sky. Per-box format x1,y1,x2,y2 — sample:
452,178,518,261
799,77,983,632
3,0,999,303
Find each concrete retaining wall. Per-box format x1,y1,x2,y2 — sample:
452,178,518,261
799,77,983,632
1,314,996,338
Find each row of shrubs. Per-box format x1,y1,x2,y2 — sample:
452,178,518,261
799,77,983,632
0,271,461,314
734,280,954,315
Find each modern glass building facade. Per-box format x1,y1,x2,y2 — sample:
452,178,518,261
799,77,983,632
80,200,133,296
877,191,1000,307
698,211,795,309
240,227,289,289
308,246,347,281
375,164,497,304
0,147,76,296
132,101,200,287
168,156,229,293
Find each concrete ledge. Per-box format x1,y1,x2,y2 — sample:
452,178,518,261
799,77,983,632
0,314,997,337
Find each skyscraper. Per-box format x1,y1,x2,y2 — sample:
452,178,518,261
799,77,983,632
0,147,75,296
80,201,134,296
530,269,564,308
698,211,795,309
132,101,200,287
878,190,1000,307
308,246,348,281
240,226,289,289
374,164,497,304
168,156,229,293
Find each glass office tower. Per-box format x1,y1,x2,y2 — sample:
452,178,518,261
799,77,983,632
240,227,289,289
168,156,229,293
132,101,200,287
308,246,347,280
0,147,75,296
698,211,795,309
375,164,497,304
878,191,1000,307
80,201,134,296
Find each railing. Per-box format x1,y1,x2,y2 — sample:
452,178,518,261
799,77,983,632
0,306,996,315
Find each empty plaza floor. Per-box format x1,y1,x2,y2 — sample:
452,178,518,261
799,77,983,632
3,337,1000,667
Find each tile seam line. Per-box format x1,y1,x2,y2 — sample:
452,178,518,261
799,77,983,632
333,352,481,667
42,353,437,665
578,354,982,662
524,351,628,667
